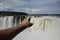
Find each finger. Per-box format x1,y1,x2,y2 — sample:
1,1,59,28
28,23,33,27
23,17,31,22
28,17,31,21
24,18,28,21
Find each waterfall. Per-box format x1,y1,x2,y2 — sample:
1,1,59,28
0,16,54,32
13,16,60,40
30,16,52,32
0,16,24,30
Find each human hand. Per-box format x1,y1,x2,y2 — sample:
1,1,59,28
21,17,33,27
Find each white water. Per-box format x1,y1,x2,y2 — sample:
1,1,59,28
13,16,60,40
0,16,21,30
0,16,60,40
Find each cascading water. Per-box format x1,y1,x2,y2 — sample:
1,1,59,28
0,16,52,31
0,16,60,40
0,16,25,30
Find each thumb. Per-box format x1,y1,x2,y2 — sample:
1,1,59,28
28,23,33,27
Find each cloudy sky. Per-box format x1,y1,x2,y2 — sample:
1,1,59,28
0,0,60,14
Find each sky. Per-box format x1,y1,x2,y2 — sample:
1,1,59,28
0,0,60,14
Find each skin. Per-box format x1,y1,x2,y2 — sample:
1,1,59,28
0,18,33,40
